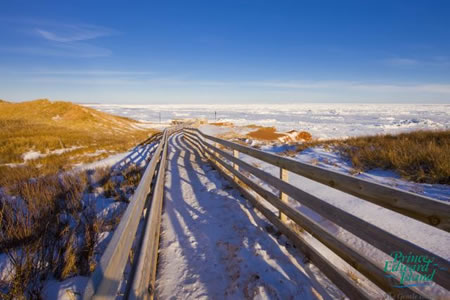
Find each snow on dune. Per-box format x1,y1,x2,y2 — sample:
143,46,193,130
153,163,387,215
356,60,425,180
21,146,84,161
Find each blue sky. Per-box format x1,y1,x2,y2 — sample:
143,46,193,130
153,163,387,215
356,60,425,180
1,0,449,104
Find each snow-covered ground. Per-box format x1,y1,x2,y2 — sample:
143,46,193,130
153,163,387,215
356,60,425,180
85,103,450,139
157,133,350,299
232,148,450,298
170,133,449,298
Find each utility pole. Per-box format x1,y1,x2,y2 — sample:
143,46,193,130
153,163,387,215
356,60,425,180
159,112,161,124
215,111,217,121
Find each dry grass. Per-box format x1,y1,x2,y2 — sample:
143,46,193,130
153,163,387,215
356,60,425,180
247,127,284,140
336,130,450,184
0,99,158,167
246,127,312,143
121,165,142,187
210,122,234,127
0,171,102,298
279,149,298,157
295,131,312,141
245,124,264,129
0,161,145,298
293,130,450,184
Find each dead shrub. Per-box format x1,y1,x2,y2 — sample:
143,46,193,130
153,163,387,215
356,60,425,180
0,170,101,298
102,179,117,198
280,150,297,157
296,131,312,141
121,165,142,187
94,167,111,186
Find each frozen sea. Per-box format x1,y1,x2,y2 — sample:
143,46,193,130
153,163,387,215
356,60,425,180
84,103,450,139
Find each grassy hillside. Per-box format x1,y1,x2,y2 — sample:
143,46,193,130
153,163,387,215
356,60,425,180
0,99,157,183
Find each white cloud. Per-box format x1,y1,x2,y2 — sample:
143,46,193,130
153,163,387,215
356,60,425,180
34,24,116,42
0,19,116,57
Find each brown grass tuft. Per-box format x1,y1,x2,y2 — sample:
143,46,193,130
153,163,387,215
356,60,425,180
245,124,264,129
210,122,234,127
247,127,284,141
121,165,142,187
0,170,101,297
296,131,312,141
292,130,450,184
338,130,450,184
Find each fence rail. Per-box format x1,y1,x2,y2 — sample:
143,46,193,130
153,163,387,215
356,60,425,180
183,127,450,300
82,125,449,300
83,128,173,300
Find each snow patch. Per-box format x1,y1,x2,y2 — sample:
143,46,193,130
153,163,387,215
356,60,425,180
41,276,88,300
22,146,84,161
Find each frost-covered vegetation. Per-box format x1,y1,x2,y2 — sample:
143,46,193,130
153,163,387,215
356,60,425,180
0,162,151,298
0,99,159,298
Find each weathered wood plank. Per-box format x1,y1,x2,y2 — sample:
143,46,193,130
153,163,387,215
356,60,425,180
83,131,167,300
233,149,239,180
279,168,289,222
129,131,170,300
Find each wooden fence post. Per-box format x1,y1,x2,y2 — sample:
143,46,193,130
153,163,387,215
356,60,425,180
279,168,288,222
215,142,219,159
233,150,239,180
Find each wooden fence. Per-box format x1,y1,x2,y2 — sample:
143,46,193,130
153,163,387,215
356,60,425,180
183,127,450,300
83,127,176,300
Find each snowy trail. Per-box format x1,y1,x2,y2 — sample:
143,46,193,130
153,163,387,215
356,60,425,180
156,133,333,300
